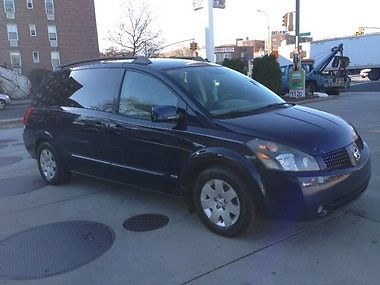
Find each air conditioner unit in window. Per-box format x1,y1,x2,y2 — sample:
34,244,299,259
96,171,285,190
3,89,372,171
9,40,18,47
50,40,58,47
47,14,55,21
6,12,15,19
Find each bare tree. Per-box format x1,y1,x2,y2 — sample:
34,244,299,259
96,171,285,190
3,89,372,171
108,1,163,56
100,46,132,58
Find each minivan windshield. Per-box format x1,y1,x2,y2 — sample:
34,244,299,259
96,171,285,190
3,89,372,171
165,65,285,118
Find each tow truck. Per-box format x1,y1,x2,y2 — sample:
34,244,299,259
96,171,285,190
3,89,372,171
281,44,350,95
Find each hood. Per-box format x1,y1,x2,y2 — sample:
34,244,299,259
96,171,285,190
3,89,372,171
215,105,356,155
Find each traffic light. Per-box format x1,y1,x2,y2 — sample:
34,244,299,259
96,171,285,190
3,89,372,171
190,41,198,51
287,12,294,31
282,13,288,28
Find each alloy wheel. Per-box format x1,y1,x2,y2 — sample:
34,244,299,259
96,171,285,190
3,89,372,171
39,149,57,181
200,179,241,227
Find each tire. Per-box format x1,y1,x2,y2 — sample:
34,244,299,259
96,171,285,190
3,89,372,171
192,167,257,237
37,142,69,185
368,69,380,81
0,100,5,110
326,88,340,95
305,81,318,97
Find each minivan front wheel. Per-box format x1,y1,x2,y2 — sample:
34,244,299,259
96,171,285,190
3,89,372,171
193,167,256,237
37,142,68,185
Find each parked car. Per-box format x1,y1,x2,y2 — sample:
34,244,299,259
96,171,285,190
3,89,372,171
0,93,11,110
360,68,371,78
23,57,371,237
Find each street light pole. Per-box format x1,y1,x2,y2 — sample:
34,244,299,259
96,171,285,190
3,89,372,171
257,9,271,55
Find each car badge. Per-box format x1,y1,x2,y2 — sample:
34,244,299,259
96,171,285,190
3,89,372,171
352,145,361,162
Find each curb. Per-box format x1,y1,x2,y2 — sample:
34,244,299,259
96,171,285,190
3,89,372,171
0,118,23,127
10,99,32,106
285,95,338,105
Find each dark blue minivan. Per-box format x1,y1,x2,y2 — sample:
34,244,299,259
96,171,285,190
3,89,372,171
23,57,371,236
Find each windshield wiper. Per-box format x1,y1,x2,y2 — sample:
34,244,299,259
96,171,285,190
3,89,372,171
213,108,259,119
213,103,295,119
253,102,295,112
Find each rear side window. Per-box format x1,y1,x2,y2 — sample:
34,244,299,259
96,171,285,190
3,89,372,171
34,68,124,112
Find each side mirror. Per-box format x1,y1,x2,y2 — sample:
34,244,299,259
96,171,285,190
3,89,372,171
151,105,185,123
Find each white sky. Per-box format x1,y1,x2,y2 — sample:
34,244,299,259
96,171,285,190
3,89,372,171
94,0,380,51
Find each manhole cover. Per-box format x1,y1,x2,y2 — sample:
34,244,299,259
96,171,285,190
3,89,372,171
0,176,47,197
0,221,115,280
123,214,169,232
0,156,22,167
0,139,17,144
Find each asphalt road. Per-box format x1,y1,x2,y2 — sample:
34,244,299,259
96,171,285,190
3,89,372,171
348,78,380,92
0,92,378,285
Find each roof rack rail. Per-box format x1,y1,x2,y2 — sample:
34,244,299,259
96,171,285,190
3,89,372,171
60,56,152,69
167,56,208,62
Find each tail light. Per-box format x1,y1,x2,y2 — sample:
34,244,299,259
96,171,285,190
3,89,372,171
23,106,34,126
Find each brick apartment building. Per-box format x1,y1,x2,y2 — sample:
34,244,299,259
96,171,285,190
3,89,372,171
214,39,265,64
0,0,99,75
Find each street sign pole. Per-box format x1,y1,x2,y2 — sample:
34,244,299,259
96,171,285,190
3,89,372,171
289,0,305,98
295,0,300,70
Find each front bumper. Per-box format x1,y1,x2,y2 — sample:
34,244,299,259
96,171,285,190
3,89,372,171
261,143,371,220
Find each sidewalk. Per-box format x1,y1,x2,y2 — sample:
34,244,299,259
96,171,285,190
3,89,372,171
10,98,32,106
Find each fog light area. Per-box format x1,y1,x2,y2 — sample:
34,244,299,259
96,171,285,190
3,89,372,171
299,174,349,188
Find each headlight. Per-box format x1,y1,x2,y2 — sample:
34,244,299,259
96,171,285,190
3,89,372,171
247,139,320,171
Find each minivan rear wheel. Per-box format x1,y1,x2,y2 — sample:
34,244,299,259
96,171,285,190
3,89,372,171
193,167,256,237
37,142,68,185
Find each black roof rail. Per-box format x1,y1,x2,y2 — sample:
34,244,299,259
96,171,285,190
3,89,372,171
167,56,208,62
59,56,152,69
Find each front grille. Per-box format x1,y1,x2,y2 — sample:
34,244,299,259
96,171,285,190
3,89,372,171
321,148,352,170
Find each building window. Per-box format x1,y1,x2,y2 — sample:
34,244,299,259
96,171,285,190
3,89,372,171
48,25,58,47
51,51,60,70
26,0,33,9
45,0,54,20
7,24,18,46
29,24,37,36
10,52,22,72
4,0,15,18
33,51,40,63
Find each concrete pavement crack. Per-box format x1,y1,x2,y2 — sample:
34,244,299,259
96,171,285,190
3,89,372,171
182,213,345,285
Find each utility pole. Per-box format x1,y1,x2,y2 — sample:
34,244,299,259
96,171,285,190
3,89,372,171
206,0,215,62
